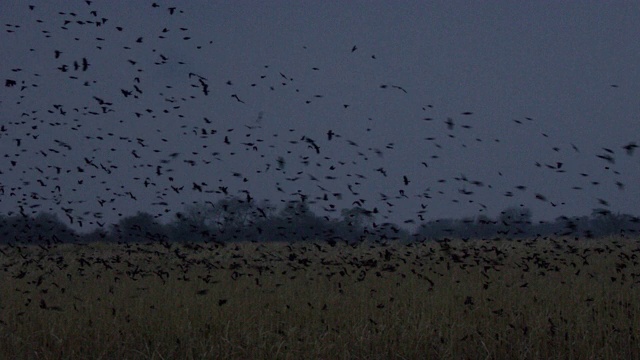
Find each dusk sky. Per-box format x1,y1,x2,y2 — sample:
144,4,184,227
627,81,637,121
1,1,639,231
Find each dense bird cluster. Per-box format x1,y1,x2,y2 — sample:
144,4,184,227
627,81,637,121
4,237,639,313
1,2,638,240
2,236,639,359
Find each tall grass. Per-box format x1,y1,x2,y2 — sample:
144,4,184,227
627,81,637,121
1,237,639,359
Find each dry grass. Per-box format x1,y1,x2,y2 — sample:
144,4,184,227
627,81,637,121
1,237,639,359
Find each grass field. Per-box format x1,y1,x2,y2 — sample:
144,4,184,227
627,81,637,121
1,237,639,359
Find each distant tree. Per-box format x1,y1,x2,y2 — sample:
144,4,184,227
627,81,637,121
31,212,78,243
271,199,329,241
416,218,457,240
454,217,476,238
170,201,237,242
0,213,77,244
590,208,626,237
211,196,258,229
370,222,411,242
475,214,497,238
111,211,167,242
80,227,111,243
340,206,375,230
552,215,590,237
498,206,532,236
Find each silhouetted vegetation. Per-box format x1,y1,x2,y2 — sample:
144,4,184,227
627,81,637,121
0,198,639,245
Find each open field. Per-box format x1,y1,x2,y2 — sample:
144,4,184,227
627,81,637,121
1,237,639,359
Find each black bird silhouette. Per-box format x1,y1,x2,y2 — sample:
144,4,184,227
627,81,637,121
622,142,637,156
445,117,454,130
198,79,209,95
327,130,335,140
231,94,245,103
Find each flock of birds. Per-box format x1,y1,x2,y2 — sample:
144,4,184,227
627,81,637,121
1,1,638,238
3,233,638,346
2,7,639,359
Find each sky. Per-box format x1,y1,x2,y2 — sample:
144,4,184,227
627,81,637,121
1,1,639,232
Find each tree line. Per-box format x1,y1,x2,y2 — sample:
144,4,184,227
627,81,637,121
0,197,639,245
